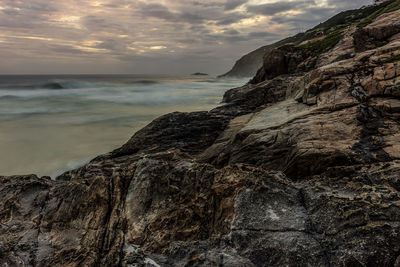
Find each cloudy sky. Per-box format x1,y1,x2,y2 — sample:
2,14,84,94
0,0,371,75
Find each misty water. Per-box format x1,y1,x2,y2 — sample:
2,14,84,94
0,75,247,177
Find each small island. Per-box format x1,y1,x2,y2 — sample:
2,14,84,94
191,72,208,76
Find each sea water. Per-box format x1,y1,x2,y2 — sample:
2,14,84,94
0,75,247,177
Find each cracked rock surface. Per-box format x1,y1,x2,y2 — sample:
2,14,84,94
2,8,400,267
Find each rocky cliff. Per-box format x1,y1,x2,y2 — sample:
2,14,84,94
2,4,400,267
219,45,270,78
221,1,399,78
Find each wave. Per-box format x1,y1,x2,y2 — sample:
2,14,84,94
0,80,114,90
0,79,161,90
38,81,112,89
197,79,219,83
0,95,19,100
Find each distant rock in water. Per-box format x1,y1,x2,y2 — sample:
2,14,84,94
42,82,65,89
2,3,400,267
129,80,158,85
191,72,208,76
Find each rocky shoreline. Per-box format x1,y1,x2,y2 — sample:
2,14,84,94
2,6,400,267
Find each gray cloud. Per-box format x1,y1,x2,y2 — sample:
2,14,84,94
326,0,370,10
248,31,279,38
247,2,297,15
138,3,179,22
271,7,334,24
247,0,316,16
224,29,240,35
225,0,247,11
0,0,372,74
137,2,249,25
215,13,250,25
49,44,86,55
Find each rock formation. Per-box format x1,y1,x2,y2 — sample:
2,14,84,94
2,4,400,267
191,73,209,76
221,0,398,78
219,45,268,78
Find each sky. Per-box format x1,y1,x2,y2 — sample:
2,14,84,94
0,0,372,75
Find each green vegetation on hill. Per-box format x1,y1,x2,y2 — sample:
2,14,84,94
299,30,343,55
358,0,400,27
279,0,400,55
222,0,400,77
296,0,400,56
281,0,399,46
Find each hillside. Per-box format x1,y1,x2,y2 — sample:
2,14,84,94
221,0,400,77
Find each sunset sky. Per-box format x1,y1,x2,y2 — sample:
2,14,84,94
0,0,371,74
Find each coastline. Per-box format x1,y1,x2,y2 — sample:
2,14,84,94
0,75,247,177
1,5,400,266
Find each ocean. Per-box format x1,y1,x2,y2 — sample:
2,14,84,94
0,74,248,178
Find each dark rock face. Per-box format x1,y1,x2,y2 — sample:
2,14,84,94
219,45,269,78
110,111,233,158
2,8,400,267
250,44,313,84
222,76,295,109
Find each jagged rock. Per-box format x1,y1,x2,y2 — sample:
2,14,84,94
222,76,295,109
354,9,400,52
364,9,400,40
250,44,313,84
110,111,233,158
2,4,400,267
316,26,357,68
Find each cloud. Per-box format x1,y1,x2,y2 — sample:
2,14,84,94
137,2,249,25
215,13,250,25
138,3,178,22
248,31,279,38
246,0,317,16
271,7,334,25
224,29,240,35
247,2,297,15
0,0,372,74
326,0,369,10
225,0,247,11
